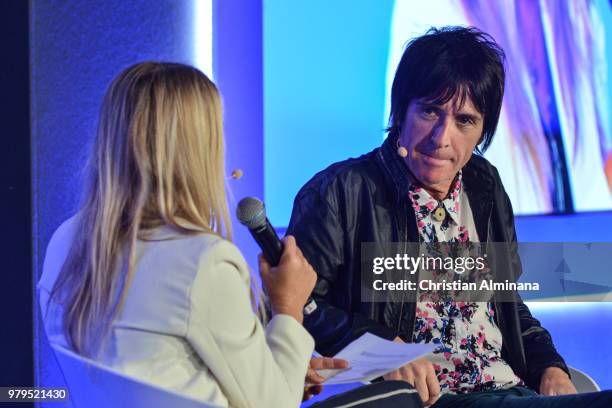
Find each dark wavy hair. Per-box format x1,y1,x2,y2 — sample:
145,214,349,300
387,26,506,153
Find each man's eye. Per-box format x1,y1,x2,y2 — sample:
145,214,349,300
421,107,437,117
457,116,474,125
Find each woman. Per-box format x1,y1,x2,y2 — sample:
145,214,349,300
38,61,320,407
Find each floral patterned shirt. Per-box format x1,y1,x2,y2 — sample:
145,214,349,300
407,171,523,394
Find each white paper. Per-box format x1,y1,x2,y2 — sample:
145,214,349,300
316,333,436,384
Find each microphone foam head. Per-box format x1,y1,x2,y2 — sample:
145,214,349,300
236,197,266,228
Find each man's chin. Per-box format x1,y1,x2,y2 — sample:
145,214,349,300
417,172,453,186
412,172,456,194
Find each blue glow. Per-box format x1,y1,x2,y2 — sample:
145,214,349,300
525,302,612,390
515,212,612,242
263,1,394,226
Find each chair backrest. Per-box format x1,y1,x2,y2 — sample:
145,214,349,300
51,344,222,408
568,366,601,393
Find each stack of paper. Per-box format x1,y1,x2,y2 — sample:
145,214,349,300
315,333,436,384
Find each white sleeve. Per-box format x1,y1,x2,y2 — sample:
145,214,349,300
186,240,314,408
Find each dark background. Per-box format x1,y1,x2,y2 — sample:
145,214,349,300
0,0,33,400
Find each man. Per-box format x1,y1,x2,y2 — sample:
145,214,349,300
288,27,611,407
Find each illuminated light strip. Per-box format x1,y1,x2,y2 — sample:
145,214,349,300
193,0,214,79
525,301,612,311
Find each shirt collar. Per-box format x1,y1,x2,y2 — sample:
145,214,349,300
408,172,463,225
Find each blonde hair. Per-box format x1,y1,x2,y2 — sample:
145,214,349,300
49,62,232,356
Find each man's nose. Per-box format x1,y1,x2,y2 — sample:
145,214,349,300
430,117,452,148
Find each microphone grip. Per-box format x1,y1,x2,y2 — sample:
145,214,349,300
249,218,283,266
249,218,318,315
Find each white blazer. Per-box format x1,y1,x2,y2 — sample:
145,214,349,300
38,217,315,408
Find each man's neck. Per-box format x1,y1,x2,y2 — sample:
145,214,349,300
423,183,452,201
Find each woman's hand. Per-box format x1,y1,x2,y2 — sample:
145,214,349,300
303,357,350,401
259,235,317,324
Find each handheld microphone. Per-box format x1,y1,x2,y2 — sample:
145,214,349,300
236,197,317,315
236,197,283,266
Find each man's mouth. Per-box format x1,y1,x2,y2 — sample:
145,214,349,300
419,151,452,166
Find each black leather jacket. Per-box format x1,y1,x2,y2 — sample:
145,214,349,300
287,136,568,392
